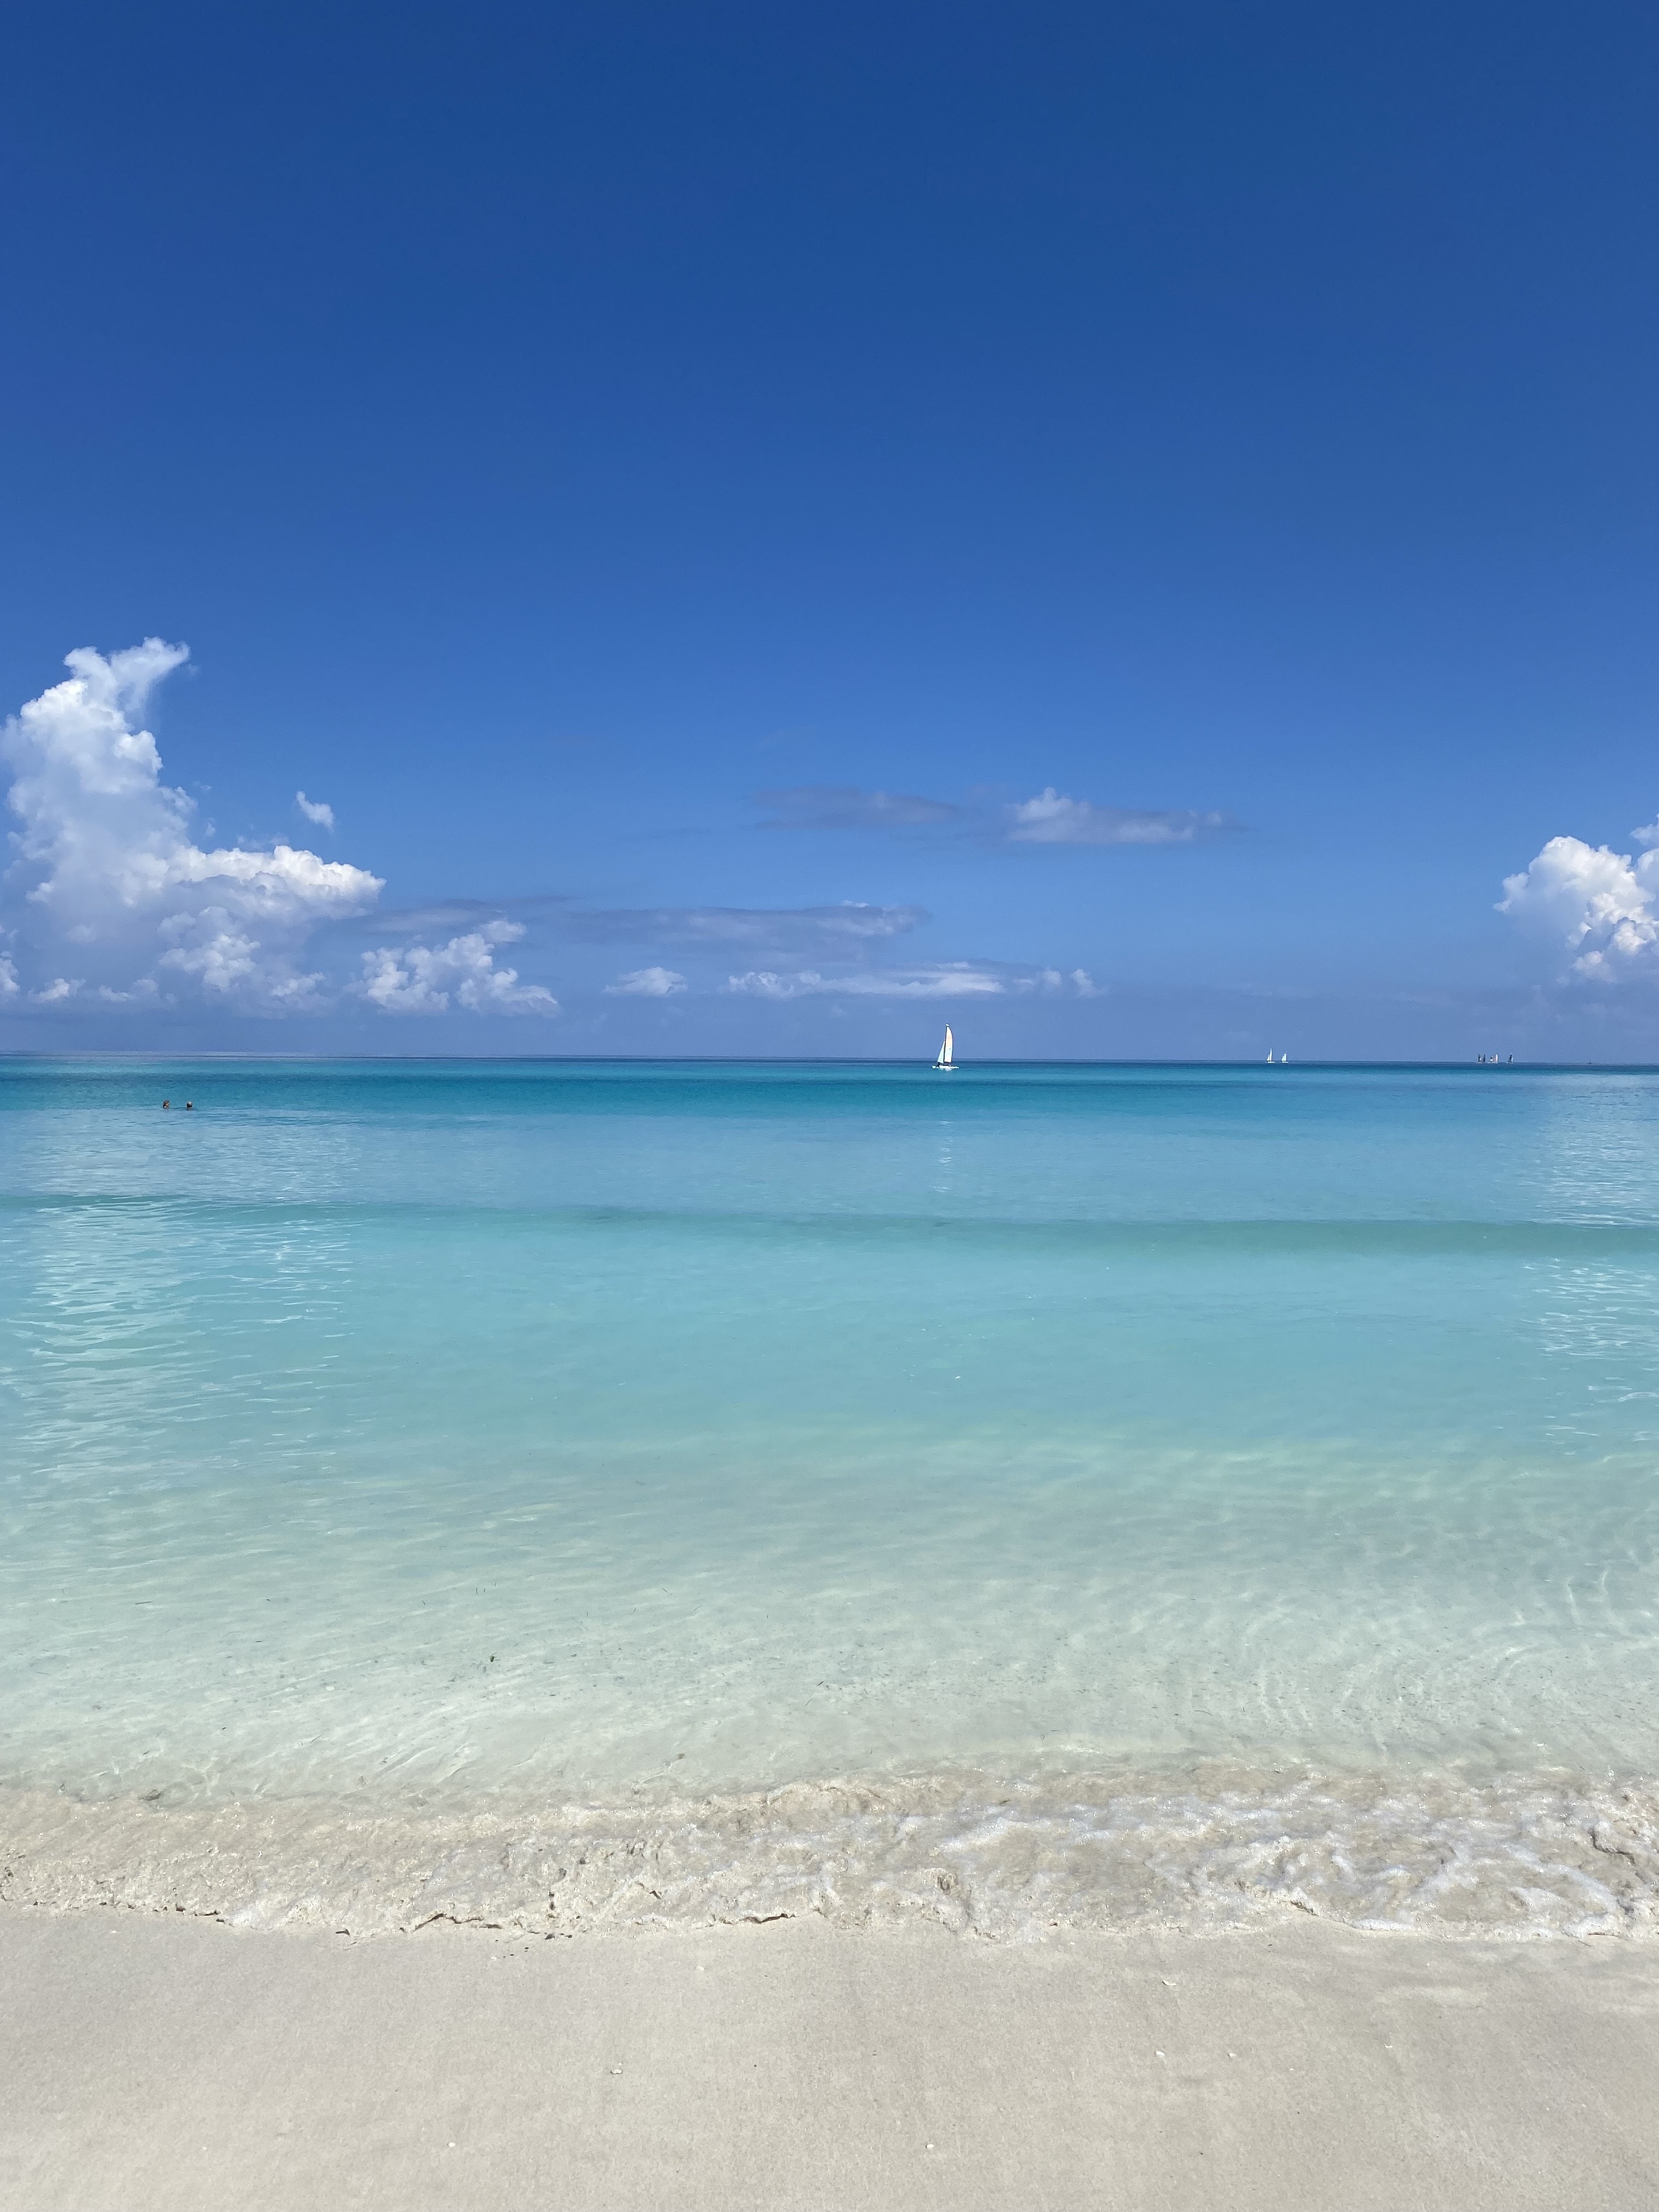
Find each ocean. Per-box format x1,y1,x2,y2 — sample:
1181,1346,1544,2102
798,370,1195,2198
3,1057,1657,1937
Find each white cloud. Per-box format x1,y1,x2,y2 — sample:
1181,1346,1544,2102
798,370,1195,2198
1499,830,1659,978
296,791,335,831
32,977,82,1003
724,971,812,1000
1007,967,1099,996
1006,789,1227,847
359,919,558,1015
724,958,1099,1002
725,963,1007,1000
0,953,16,998
605,966,686,996
2,642,382,1011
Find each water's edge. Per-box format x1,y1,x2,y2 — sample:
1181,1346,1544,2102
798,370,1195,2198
6,1764,1657,1942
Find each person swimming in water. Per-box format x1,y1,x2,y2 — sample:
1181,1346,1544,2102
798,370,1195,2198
162,1099,170,1109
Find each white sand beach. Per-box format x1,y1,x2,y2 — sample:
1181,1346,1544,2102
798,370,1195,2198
5,1911,1657,2210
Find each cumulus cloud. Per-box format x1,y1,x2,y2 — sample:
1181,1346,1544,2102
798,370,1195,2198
758,786,964,831
359,919,558,1015
295,791,335,830
605,966,687,996
2,642,383,1012
0,953,16,998
1070,968,1102,997
1499,828,1659,978
1006,789,1228,846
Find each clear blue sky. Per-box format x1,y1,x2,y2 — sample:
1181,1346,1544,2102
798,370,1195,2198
3,0,1656,1056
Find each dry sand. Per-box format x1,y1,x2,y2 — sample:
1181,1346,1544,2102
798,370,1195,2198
4,1910,1657,2210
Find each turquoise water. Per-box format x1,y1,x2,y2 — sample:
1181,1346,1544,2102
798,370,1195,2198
4,1058,1658,1935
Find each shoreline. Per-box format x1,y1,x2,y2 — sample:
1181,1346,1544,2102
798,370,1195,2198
6,1760,1658,1941
7,1907,1657,2209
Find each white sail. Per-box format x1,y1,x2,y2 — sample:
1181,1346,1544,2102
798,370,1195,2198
934,1025,956,1070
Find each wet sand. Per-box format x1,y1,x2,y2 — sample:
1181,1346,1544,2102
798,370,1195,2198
4,1910,1657,2209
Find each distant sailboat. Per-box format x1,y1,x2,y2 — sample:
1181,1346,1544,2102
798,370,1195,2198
934,1024,958,1072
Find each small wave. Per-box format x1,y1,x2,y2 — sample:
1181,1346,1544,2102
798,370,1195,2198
5,1762,1657,1942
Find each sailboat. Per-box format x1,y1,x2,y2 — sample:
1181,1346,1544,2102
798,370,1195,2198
934,1024,958,1072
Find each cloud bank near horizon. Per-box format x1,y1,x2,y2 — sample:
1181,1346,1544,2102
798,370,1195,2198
1,646,1120,1033
724,962,1098,1001
360,920,557,1014
605,966,687,996
1,644,554,1018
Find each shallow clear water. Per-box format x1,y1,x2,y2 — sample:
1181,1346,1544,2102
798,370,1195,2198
4,1058,1658,1936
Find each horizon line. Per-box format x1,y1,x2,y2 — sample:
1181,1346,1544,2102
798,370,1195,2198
3,1052,1655,1073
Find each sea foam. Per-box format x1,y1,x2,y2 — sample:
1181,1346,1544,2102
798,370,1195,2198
7,1764,1658,1940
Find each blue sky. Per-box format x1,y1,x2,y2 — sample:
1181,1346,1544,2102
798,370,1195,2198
3,0,1656,1057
